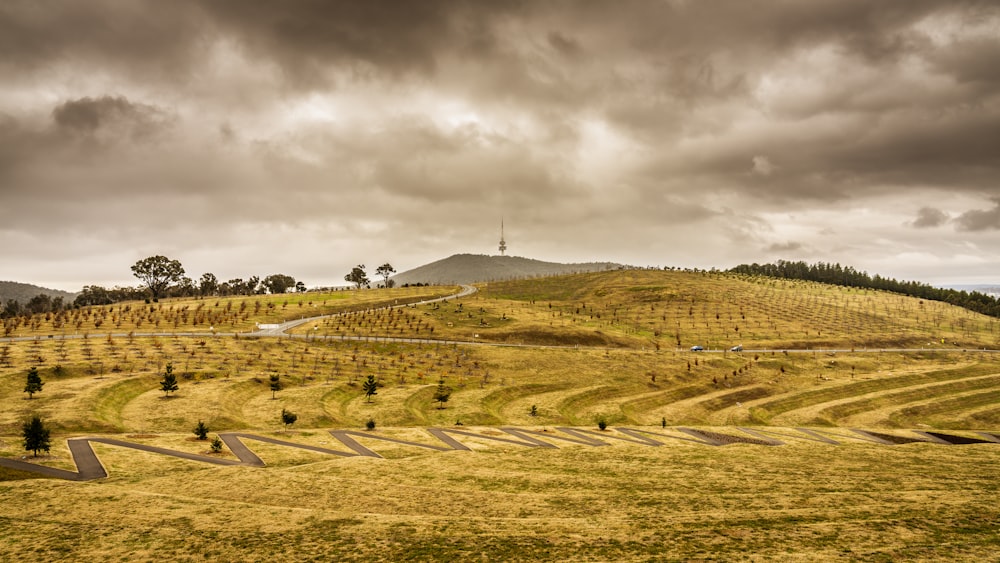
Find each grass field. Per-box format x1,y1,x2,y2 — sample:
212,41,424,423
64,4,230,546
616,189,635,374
1,431,997,561
1,269,999,560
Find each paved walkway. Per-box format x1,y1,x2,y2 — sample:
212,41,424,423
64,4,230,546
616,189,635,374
2,426,996,481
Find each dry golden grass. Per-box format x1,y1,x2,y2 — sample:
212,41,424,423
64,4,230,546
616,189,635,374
0,431,998,561
2,270,1000,560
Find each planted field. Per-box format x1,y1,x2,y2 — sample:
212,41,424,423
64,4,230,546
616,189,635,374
1,270,999,560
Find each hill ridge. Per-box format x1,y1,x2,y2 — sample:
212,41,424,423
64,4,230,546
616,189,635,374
392,253,623,285
0,280,77,306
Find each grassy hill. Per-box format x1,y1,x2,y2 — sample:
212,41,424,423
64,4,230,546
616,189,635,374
391,253,622,285
0,281,77,306
1,269,999,560
2,269,998,435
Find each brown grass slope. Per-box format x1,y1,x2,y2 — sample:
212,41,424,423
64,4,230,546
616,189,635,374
2,270,1000,560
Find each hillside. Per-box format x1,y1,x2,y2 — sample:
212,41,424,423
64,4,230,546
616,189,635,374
0,281,76,306
391,253,622,285
1,269,999,560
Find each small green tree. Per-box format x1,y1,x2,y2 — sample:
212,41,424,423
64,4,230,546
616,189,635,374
529,404,538,417
281,408,297,431
597,418,608,431
376,263,396,288
22,415,51,457
365,417,376,431
210,436,224,453
193,420,209,440
433,380,452,410
269,374,282,399
160,363,178,396
345,265,370,289
24,366,44,399
131,255,185,300
362,374,378,403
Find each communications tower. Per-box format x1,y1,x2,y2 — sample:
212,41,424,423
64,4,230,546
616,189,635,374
498,219,507,256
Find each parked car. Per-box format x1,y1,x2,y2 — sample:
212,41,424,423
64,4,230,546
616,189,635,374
690,345,704,352
730,345,743,352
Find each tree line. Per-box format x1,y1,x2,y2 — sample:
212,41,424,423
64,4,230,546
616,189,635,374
729,260,1000,318
2,256,404,318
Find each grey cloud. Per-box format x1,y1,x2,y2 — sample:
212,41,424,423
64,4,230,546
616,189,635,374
766,242,804,253
956,200,1000,232
911,207,950,229
3,1,1000,289
196,0,512,86
0,1,208,82
52,95,172,137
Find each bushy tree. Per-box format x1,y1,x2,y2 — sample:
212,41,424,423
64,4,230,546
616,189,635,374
376,263,396,288
199,273,219,296
24,366,44,399
345,265,370,289
281,408,297,431
362,374,378,402
131,255,185,300
263,274,297,294
160,363,179,396
269,374,282,399
210,436,224,453
22,415,51,456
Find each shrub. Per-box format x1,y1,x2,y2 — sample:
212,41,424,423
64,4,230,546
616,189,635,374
365,418,376,431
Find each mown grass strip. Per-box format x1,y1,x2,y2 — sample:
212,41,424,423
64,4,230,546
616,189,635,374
819,374,1000,422
754,363,998,418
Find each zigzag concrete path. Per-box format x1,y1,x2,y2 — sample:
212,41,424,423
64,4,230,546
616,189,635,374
3,426,998,481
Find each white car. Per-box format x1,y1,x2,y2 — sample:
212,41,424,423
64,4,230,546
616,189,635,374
730,345,743,352
690,345,704,352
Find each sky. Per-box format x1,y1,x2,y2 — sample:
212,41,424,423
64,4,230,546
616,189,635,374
1,1,999,292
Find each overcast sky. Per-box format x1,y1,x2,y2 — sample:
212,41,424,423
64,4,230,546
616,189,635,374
2,1,999,292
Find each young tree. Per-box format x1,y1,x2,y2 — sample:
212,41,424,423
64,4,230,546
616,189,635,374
433,379,452,409
22,415,51,457
131,255,185,300
362,374,378,403
160,362,179,396
193,420,209,440
24,366,44,399
281,408,297,431
269,374,282,399
376,263,396,288
210,436,224,453
345,265,370,289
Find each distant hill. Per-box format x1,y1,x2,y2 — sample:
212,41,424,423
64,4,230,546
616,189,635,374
392,254,623,285
0,281,77,305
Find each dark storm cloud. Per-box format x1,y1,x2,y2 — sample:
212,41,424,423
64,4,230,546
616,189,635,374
52,95,173,138
0,0,207,81
956,200,1000,232
911,207,950,229
196,0,514,86
3,0,1000,288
